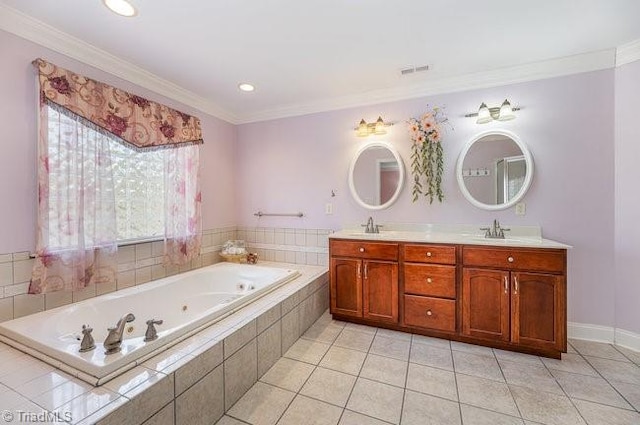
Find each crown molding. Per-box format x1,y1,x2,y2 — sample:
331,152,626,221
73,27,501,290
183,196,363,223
238,49,616,124
0,4,238,124
616,38,640,67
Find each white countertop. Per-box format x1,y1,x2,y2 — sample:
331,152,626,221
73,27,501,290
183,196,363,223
329,223,571,249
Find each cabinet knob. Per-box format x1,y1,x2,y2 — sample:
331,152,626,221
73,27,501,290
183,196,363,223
426,278,432,284
359,247,365,253
507,256,514,263
426,310,433,316
426,252,432,257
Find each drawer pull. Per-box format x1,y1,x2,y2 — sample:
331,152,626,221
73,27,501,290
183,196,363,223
359,247,365,253
426,310,433,316
426,252,432,257
507,256,514,263
426,278,432,284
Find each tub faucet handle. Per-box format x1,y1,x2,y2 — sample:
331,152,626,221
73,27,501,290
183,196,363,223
144,319,164,342
79,324,95,353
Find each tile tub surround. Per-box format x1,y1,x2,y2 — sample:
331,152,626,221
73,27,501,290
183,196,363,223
0,226,329,322
0,263,329,425
219,321,640,425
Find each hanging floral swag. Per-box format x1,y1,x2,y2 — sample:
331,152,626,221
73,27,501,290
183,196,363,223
408,107,451,203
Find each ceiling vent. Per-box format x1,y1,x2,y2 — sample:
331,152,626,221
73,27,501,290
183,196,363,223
400,65,430,76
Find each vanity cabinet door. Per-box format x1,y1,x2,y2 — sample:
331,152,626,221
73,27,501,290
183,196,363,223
462,268,511,342
330,257,363,318
511,272,565,351
363,261,398,323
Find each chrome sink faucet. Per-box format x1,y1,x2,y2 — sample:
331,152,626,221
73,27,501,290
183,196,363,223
362,216,382,234
480,219,510,239
104,313,135,354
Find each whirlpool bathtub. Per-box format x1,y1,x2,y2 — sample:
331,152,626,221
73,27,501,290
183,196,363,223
0,262,299,385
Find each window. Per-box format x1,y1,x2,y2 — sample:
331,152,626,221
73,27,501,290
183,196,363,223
46,106,165,248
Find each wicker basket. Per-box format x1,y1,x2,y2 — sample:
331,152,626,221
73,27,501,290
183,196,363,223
219,253,247,263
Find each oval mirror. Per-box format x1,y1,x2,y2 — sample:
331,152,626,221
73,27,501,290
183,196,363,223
456,130,533,210
348,141,405,210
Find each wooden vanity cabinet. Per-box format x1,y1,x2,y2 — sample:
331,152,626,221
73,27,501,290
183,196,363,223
329,240,399,324
402,244,457,332
461,246,566,353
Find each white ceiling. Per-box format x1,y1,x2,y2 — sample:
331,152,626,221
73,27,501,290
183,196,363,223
2,0,640,123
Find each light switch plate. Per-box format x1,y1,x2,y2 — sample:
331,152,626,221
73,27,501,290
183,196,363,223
515,202,526,216
325,203,333,215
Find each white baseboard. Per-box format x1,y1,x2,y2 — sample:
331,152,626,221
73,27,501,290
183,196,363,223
568,322,640,351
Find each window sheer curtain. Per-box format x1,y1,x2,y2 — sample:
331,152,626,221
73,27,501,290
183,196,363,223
29,106,118,294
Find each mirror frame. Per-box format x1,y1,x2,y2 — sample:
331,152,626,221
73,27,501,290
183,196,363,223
348,141,405,210
456,129,534,211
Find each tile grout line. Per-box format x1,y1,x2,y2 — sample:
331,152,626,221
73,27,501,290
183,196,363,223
493,348,525,421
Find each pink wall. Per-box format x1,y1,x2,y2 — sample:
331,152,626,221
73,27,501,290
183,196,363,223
615,60,640,335
237,71,616,328
0,29,237,254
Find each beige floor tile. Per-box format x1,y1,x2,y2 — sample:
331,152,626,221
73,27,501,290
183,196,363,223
319,346,367,376
499,359,564,395
456,373,519,417
369,335,410,361
333,329,375,352
452,350,504,382
401,390,461,425
260,357,315,392
343,322,377,335
573,399,640,425
609,380,640,411
227,382,295,425
375,328,412,341
493,349,544,366
283,338,331,365
411,334,451,350
301,321,345,344
277,395,343,425
615,346,640,364
300,367,356,407
215,416,247,425
510,385,586,425
460,404,524,425
569,339,630,362
339,410,393,425
406,363,458,401
346,378,404,424
409,342,454,371
586,356,640,385
551,369,633,409
360,354,408,387
541,353,598,376
451,341,495,357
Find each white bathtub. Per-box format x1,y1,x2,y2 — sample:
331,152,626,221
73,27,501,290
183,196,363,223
0,262,299,385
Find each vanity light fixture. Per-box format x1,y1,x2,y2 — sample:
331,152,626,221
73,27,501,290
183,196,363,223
465,99,519,124
355,116,393,137
103,0,137,17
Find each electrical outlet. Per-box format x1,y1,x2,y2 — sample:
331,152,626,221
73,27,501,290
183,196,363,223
515,202,526,216
325,203,333,215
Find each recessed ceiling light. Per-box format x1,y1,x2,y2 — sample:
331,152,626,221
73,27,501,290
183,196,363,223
238,83,255,92
103,0,137,17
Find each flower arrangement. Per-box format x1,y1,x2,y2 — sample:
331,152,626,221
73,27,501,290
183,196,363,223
408,107,450,203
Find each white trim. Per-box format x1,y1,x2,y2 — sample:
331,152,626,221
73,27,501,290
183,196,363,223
0,4,238,124
237,49,615,124
568,322,640,352
615,328,640,352
616,38,640,67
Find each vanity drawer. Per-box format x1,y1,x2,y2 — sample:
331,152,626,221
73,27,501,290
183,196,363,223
404,295,455,332
462,246,565,273
404,264,456,298
403,244,456,265
330,240,398,261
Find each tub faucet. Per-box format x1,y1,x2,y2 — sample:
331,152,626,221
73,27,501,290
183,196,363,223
104,313,135,354
144,319,163,342
79,324,95,353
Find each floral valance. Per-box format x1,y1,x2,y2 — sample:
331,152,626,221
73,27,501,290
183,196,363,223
33,58,203,151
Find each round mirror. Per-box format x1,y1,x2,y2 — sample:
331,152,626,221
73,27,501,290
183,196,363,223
348,141,405,210
456,130,533,210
